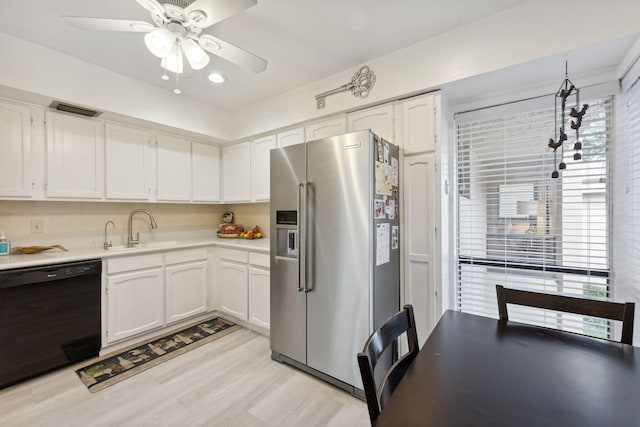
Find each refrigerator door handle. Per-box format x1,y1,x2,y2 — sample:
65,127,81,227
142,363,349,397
297,182,305,293
305,181,314,293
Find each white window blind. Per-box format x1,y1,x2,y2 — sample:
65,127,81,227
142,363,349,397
615,78,640,345
456,95,614,340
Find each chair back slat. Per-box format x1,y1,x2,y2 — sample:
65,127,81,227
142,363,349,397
496,285,635,345
357,304,419,424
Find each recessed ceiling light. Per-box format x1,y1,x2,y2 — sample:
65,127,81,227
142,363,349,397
208,72,225,84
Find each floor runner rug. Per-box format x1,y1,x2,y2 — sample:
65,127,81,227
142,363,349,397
75,317,240,392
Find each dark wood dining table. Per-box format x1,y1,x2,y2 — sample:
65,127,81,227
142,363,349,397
374,310,640,427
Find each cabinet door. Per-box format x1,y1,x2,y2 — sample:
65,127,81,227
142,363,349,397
107,268,164,343
304,115,347,141
401,93,438,154
166,261,208,324
277,128,305,148
192,142,221,202
222,142,251,202
251,135,276,201
403,153,436,346
249,266,270,329
105,123,150,200
219,260,248,320
157,133,192,201
0,101,31,198
347,104,395,142
46,111,104,199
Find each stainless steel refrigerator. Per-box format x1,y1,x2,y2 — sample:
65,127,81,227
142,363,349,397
270,130,400,396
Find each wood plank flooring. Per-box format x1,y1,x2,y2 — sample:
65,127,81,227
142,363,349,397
0,329,369,426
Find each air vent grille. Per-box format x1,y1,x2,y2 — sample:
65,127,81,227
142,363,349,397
49,101,102,118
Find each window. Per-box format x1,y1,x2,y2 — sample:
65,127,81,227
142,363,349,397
455,94,613,339
614,76,640,345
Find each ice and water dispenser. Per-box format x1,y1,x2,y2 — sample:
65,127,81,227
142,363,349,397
275,210,298,258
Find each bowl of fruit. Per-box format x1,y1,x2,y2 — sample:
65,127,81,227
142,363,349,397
217,224,244,238
240,225,263,239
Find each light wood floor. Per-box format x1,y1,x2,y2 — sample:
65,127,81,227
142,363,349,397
0,328,369,427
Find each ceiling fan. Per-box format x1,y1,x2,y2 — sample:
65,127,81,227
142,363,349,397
63,0,267,77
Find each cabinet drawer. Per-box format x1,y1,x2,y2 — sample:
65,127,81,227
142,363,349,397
218,248,248,263
165,248,207,265
249,252,270,268
107,253,164,274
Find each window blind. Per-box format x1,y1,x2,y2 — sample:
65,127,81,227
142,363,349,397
455,95,613,340
628,81,640,296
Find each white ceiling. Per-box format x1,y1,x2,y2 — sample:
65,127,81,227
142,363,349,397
0,0,530,110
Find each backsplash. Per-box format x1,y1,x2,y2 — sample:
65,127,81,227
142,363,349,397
0,201,224,247
223,203,270,235
0,201,270,248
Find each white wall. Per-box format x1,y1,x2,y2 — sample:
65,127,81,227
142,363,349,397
0,32,232,141
230,0,640,140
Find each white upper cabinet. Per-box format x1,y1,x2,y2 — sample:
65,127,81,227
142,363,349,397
105,123,151,200
399,92,439,154
222,141,251,202
156,133,192,201
0,100,32,198
192,141,221,202
277,127,305,148
251,135,276,201
46,111,104,199
304,115,347,141
347,104,395,143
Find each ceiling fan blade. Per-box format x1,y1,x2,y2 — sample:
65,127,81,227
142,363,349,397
199,34,266,73
63,16,155,32
185,0,257,28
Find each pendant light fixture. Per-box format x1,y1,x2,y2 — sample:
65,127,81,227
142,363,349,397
548,62,589,178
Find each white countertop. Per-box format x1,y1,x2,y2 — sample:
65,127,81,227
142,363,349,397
0,237,270,271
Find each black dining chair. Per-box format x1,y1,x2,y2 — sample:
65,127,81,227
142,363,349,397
357,304,419,424
495,284,635,345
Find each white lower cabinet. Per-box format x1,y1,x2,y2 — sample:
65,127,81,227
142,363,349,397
105,248,209,345
106,254,165,344
249,266,270,329
165,249,208,325
217,248,270,330
219,260,249,320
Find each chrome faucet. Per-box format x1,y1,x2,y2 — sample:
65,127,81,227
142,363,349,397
103,220,115,250
127,209,158,248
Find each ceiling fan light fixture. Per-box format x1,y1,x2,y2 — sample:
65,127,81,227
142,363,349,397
183,38,210,70
208,72,225,84
144,28,176,58
161,44,184,74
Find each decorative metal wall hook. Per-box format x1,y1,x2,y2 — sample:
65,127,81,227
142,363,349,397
549,62,588,178
315,65,376,109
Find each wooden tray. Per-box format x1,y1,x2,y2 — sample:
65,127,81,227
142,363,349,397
13,245,68,254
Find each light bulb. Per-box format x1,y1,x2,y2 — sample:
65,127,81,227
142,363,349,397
207,72,225,84
161,44,183,74
183,39,209,70
144,28,175,58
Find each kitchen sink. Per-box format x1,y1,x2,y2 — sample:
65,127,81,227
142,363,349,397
106,240,180,251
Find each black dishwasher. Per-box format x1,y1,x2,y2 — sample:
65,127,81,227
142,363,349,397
0,259,101,389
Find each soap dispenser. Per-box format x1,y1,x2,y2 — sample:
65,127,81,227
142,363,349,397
0,232,10,256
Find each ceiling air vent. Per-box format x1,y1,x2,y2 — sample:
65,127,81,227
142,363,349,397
49,101,102,118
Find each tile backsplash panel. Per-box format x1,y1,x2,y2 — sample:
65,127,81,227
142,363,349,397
0,201,224,246
224,203,270,234
0,201,270,247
